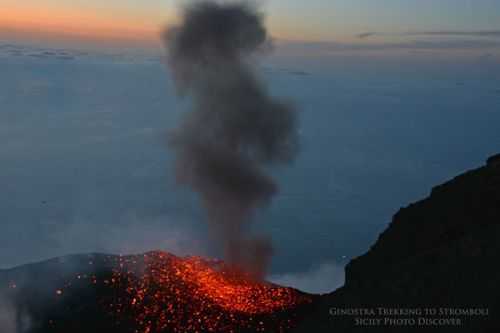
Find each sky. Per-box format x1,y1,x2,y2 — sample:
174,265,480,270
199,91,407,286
1,0,500,294
1,0,500,46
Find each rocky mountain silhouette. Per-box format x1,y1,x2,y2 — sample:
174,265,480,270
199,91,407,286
293,153,500,332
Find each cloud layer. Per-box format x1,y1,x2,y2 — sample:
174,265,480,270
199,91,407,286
269,262,345,294
357,30,500,39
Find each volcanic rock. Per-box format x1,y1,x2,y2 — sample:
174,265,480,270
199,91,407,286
293,154,500,332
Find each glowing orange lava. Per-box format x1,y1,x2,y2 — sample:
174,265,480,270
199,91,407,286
105,251,312,333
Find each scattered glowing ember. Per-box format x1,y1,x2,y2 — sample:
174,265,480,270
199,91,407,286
103,251,313,332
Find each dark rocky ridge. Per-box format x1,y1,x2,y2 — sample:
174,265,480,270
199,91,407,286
1,154,499,332
294,154,500,332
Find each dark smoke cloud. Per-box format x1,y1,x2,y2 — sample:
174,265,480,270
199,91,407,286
356,32,377,39
164,1,299,278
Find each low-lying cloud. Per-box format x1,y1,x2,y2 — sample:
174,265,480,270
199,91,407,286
269,262,345,294
277,39,500,54
0,293,31,333
357,30,500,39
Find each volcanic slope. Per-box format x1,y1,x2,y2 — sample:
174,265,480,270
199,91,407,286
0,251,315,333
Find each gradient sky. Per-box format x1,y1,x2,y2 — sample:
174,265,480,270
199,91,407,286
1,0,500,45
1,0,500,288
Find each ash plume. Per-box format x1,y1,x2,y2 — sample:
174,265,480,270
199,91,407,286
164,1,299,278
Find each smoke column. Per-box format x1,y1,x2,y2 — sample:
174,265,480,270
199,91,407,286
164,1,299,278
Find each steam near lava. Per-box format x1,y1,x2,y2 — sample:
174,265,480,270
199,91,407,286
164,1,299,278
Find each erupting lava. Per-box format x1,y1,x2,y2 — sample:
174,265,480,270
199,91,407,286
104,251,312,333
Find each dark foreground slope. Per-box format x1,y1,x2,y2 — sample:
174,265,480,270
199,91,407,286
294,154,500,332
1,154,499,333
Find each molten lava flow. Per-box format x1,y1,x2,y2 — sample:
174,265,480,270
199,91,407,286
106,251,312,333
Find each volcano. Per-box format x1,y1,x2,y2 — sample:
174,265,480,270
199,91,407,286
0,251,315,333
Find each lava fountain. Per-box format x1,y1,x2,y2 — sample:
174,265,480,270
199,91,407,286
106,252,313,333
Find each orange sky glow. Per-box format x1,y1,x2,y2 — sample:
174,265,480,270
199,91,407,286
0,2,348,47
2,1,500,53
0,4,172,47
